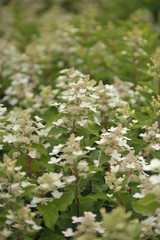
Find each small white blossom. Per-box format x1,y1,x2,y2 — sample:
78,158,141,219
3,134,17,143
28,149,36,159
85,146,96,151
62,228,74,237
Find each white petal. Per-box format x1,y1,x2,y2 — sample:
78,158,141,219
62,228,74,237
52,190,63,198
28,149,36,158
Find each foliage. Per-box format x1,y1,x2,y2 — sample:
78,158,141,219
0,1,160,240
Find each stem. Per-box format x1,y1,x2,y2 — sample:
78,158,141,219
103,113,106,129
131,71,136,87
83,139,92,193
118,193,124,209
74,159,79,217
71,118,76,134
23,124,32,178
9,181,12,209
27,149,32,179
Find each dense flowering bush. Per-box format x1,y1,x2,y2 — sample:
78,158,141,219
1,0,160,239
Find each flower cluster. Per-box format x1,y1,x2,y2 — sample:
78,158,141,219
140,122,160,151
63,211,104,239
96,124,131,155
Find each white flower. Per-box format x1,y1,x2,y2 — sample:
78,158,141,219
85,146,96,151
95,139,106,144
107,194,113,198
75,136,84,141
80,101,91,108
133,193,144,199
139,133,146,137
38,172,65,192
80,102,97,112
52,190,63,198
141,216,156,226
89,94,99,99
78,161,89,172
156,133,160,138
65,175,76,183
84,211,96,218
94,116,101,125
13,124,20,131
34,116,43,121
62,228,74,237
27,197,42,208
96,226,105,234
116,137,127,147
51,102,60,107
52,119,64,126
152,144,160,151
144,159,160,171
111,150,121,161
32,197,42,205
3,134,17,143
0,144,3,150
21,182,32,188
94,160,99,167
28,149,36,158
121,50,127,55
59,103,66,113
72,216,83,224
150,175,160,185
121,128,129,134
1,228,12,237
108,126,117,132
77,119,89,127
36,122,45,129
32,225,42,230
132,119,138,124
48,157,61,164
111,165,120,172
126,163,136,169
73,150,83,156
50,144,64,155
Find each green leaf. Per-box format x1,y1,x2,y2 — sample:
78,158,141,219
40,229,65,240
39,202,58,230
53,191,74,211
79,196,95,213
48,127,67,135
32,143,48,156
57,216,72,230
132,193,160,215
139,82,158,95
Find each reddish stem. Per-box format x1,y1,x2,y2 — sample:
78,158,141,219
27,149,32,179
23,124,32,178
9,182,12,209
118,193,124,209
103,113,106,129
71,118,76,134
